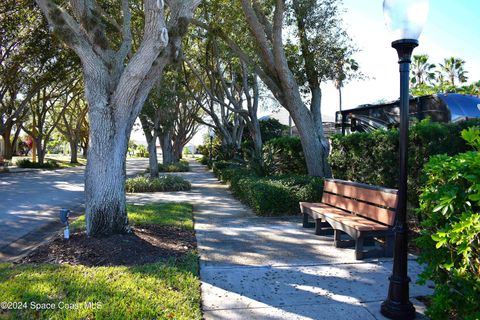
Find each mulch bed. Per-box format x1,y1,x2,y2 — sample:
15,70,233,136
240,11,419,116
17,225,196,267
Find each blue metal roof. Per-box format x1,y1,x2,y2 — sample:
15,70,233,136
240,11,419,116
437,93,480,121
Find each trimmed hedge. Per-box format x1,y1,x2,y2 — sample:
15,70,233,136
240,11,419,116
329,119,480,207
16,159,60,169
126,175,191,193
213,161,322,216
416,127,480,319
158,161,189,172
145,161,190,173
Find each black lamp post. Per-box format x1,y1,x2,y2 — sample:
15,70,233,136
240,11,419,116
381,0,429,319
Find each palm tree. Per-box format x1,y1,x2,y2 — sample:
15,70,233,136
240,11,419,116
410,54,436,86
333,58,360,112
439,57,469,86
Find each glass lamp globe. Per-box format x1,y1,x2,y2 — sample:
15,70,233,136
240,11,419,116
383,0,429,41
209,128,215,138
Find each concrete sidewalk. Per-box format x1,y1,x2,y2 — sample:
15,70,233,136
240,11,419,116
128,162,433,320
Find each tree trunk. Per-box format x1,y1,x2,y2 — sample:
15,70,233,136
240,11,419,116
173,143,183,162
147,136,159,177
11,126,21,157
36,137,45,164
34,0,202,237
276,76,331,177
139,115,159,178
82,145,88,157
159,131,174,165
289,107,326,177
1,131,13,159
338,87,343,112
85,113,129,236
69,140,78,163
251,118,263,167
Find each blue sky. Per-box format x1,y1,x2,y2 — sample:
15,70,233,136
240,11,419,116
316,0,480,120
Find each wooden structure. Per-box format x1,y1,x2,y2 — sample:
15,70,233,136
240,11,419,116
300,178,398,260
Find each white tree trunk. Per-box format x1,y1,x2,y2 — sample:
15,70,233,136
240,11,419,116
35,0,200,235
147,136,159,178
159,131,174,165
84,91,130,235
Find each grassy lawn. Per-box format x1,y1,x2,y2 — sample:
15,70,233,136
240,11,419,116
11,155,86,168
70,203,194,231
0,203,201,320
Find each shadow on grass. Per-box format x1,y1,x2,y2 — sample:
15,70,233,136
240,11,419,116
0,253,201,320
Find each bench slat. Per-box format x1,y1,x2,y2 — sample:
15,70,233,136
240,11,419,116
323,211,389,231
324,180,398,209
322,193,395,226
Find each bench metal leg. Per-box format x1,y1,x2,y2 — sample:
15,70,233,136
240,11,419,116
355,236,365,260
315,219,333,235
302,212,315,228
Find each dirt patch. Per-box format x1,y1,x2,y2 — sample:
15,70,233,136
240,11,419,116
17,225,196,266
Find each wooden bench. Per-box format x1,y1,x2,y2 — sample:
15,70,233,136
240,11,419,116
300,178,398,260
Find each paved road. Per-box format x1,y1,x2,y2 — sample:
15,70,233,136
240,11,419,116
0,158,149,257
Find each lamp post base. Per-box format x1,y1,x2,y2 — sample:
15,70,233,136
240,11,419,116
381,298,415,320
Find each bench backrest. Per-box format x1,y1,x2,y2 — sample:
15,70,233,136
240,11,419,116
322,178,398,226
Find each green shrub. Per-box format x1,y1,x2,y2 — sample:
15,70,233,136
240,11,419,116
158,161,189,172
329,119,480,208
145,161,190,173
211,161,322,215
416,126,480,320
16,159,60,169
263,136,307,175
135,145,148,157
232,175,323,216
199,156,211,167
126,175,191,193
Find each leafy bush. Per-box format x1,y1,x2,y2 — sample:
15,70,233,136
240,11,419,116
16,159,60,169
243,118,288,143
416,126,480,320
126,175,191,193
234,175,323,216
158,161,189,172
214,162,253,187
212,161,322,216
330,119,480,208
263,136,307,175
197,141,240,161
242,118,288,160
135,145,148,158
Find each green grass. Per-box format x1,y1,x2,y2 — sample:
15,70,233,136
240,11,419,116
12,156,86,169
0,203,201,320
70,203,194,231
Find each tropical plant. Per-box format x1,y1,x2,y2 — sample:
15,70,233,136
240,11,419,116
416,126,480,319
410,54,436,86
333,54,363,112
439,57,469,86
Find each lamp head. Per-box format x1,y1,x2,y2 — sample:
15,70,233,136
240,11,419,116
383,0,429,42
